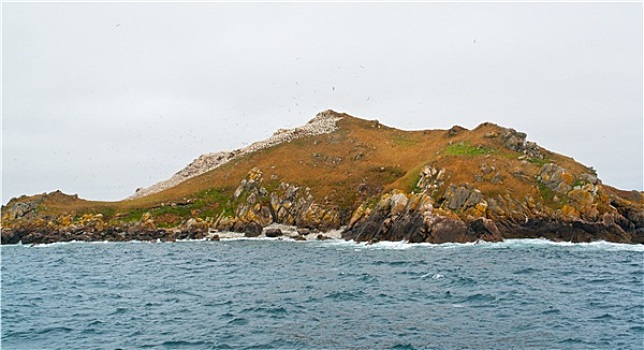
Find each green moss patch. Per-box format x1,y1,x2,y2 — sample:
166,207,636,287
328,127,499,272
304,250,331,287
444,142,496,156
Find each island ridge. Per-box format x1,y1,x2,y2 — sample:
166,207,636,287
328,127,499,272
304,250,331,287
2,110,643,245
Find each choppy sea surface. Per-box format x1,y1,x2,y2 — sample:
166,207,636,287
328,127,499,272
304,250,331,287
2,238,643,350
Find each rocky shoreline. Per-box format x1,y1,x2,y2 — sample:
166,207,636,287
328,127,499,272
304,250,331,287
3,164,643,246
0,223,343,246
3,111,643,246
2,213,641,246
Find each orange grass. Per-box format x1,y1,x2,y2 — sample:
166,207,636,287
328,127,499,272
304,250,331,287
4,112,604,220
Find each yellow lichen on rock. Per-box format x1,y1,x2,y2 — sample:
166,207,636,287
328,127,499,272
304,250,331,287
389,190,409,217
348,203,370,228
559,205,580,220
140,212,156,231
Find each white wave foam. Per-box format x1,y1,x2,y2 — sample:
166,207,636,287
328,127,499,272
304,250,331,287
361,241,415,250
482,239,644,252
18,239,183,248
175,238,210,243
28,240,113,248
308,238,644,252
5,237,642,251
412,241,481,250
217,236,285,242
349,239,644,252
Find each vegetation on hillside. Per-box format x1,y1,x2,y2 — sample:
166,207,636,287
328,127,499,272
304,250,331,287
2,111,639,233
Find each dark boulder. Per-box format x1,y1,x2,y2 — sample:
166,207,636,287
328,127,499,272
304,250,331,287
21,232,43,245
238,222,262,237
497,217,637,243
265,228,283,237
423,216,468,243
1,229,22,245
466,218,503,242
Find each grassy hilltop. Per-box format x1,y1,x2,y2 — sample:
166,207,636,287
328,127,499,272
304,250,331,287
3,110,643,244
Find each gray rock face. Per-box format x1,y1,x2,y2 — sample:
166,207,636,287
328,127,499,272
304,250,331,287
416,165,446,194
579,173,600,185
538,163,573,193
3,201,39,220
422,215,469,243
0,191,65,221
343,190,502,244
444,185,471,210
218,168,341,234
500,128,542,159
442,184,484,211
466,218,501,239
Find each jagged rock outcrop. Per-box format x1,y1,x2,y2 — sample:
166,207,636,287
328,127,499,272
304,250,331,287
539,163,574,193
217,167,341,234
500,128,543,159
343,189,502,243
441,184,486,215
416,164,446,195
342,162,644,244
343,187,642,244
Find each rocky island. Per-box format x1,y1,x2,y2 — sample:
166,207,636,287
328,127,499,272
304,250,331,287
2,110,643,245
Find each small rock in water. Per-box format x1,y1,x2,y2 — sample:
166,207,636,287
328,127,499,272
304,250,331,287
265,228,283,237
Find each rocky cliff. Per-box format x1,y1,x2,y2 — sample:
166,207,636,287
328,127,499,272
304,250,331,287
3,110,643,245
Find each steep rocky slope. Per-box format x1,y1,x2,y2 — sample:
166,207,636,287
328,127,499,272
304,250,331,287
3,110,643,244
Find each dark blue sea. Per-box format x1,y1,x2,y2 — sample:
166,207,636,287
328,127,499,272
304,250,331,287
2,238,643,349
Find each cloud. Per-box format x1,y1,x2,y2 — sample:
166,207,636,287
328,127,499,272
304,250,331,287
3,2,642,203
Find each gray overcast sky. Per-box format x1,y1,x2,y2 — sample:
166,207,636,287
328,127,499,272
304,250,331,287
3,2,643,203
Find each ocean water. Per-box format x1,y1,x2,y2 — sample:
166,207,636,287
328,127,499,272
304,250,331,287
2,238,643,350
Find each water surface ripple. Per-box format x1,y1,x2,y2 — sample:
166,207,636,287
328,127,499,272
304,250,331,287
2,239,643,349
